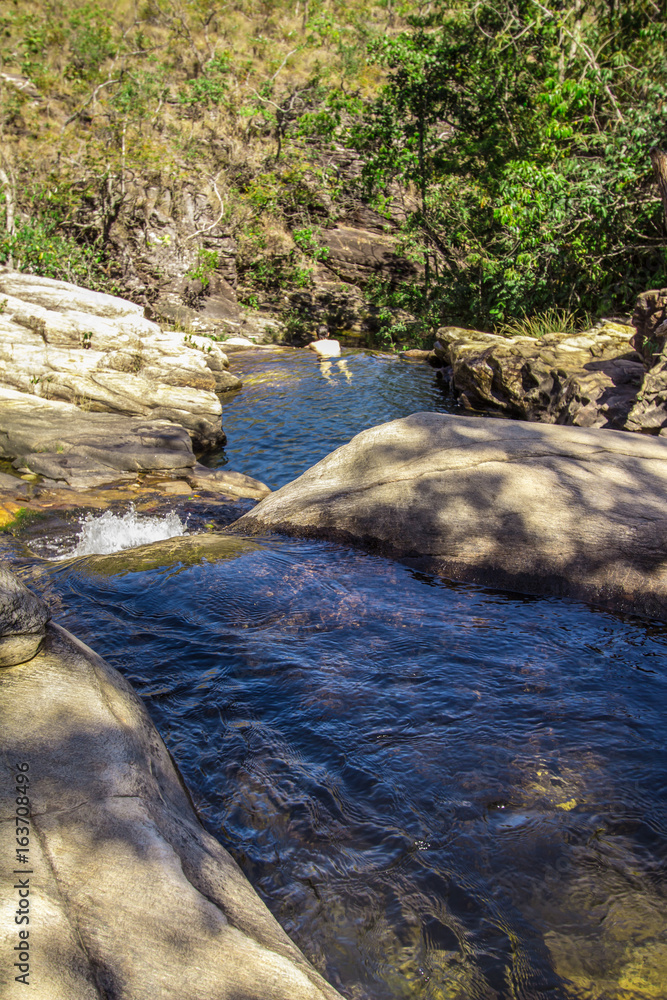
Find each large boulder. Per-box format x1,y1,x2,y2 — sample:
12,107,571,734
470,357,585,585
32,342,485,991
0,271,241,450
0,565,343,1000
434,322,645,429
232,412,667,620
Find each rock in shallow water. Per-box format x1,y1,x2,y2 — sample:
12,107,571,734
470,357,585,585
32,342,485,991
0,389,197,489
232,412,667,620
0,566,343,1000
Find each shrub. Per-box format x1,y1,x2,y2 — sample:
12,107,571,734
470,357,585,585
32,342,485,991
0,222,110,290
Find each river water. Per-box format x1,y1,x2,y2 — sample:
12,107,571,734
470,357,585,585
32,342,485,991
41,348,667,999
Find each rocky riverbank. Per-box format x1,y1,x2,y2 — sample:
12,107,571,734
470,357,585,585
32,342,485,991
423,289,667,434
0,270,270,505
0,565,344,1000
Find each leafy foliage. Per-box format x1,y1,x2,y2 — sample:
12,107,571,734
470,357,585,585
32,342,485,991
185,247,219,288
1,0,666,339
353,0,667,328
0,220,109,289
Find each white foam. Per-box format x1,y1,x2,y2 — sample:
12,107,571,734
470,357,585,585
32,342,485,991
62,505,187,558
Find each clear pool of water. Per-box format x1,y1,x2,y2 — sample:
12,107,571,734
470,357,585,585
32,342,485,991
38,347,667,999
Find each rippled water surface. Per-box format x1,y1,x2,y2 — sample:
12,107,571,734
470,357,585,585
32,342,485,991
204,347,456,488
42,348,667,999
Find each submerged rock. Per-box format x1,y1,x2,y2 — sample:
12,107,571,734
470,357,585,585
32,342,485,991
69,531,261,575
232,412,667,620
0,566,343,1000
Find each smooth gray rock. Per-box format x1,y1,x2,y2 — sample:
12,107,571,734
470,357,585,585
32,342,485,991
0,569,343,1000
0,562,50,666
0,389,198,489
0,471,28,494
232,412,667,620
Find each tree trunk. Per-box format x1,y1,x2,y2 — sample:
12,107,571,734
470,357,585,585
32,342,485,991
0,167,15,235
651,148,667,234
0,166,15,269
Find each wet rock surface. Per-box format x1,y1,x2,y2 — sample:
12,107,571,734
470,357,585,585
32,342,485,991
233,412,667,620
0,566,343,1000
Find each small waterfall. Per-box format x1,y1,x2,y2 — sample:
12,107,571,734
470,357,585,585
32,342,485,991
61,505,187,558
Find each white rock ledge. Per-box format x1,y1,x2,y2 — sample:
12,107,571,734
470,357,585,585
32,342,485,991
0,271,242,453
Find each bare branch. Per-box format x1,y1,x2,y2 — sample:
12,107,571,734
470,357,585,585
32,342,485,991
183,174,226,243
62,78,122,130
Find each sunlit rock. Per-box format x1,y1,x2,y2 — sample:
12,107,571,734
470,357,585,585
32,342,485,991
232,412,667,619
433,322,646,430
0,272,239,454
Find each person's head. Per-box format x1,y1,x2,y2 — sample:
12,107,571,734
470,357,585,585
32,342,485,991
316,324,330,340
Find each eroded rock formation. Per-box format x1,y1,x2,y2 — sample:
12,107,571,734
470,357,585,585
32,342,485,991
433,322,646,429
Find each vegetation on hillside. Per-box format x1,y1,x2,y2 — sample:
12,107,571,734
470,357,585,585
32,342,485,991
0,0,666,339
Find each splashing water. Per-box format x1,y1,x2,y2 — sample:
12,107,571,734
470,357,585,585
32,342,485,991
64,505,187,558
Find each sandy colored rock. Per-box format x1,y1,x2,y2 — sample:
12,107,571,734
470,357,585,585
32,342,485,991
0,272,239,451
435,322,645,429
0,568,343,1000
188,463,271,500
0,562,50,665
232,412,667,619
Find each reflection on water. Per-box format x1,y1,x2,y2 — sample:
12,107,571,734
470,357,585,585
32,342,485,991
48,537,667,1000
205,347,456,489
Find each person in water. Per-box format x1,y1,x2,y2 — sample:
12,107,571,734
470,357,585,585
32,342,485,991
308,324,341,358
307,325,351,383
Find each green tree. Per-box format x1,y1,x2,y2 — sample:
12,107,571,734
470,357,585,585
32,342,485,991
354,0,667,328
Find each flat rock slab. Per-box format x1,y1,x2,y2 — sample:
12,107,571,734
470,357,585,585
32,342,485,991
0,569,343,1000
0,388,196,489
233,412,667,620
